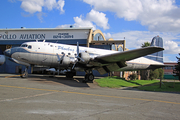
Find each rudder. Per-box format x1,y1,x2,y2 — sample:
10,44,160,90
146,36,163,63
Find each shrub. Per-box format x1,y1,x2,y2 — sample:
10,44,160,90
129,73,137,80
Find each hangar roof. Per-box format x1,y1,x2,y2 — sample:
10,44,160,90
0,27,93,31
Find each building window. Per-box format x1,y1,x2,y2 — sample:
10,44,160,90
118,46,123,52
111,44,116,51
93,33,104,41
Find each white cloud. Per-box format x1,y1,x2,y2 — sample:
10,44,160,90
73,15,96,30
8,0,16,3
164,40,180,54
163,56,177,62
20,0,65,14
56,24,72,28
36,12,47,23
86,9,109,30
73,9,109,30
20,0,44,14
83,0,180,32
57,0,65,14
57,9,109,30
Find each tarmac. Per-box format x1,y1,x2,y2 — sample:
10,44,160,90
0,74,180,120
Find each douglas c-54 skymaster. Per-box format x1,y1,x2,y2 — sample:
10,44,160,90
4,38,164,82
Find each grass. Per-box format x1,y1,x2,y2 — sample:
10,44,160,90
95,76,180,92
95,76,159,88
139,82,180,92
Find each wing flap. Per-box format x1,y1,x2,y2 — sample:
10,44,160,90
96,61,127,75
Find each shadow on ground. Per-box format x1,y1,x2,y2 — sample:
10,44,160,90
27,74,94,88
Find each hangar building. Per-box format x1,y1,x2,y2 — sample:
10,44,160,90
0,27,125,76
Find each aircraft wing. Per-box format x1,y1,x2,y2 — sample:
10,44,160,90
95,46,164,63
88,46,164,74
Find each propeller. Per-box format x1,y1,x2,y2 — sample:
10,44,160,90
56,53,65,75
56,53,65,63
75,42,84,62
72,42,84,69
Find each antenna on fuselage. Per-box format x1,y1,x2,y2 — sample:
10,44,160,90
43,39,46,42
36,39,38,42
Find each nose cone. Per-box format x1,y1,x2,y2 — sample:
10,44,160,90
4,49,12,57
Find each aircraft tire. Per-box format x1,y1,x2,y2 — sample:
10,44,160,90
84,73,94,82
21,71,28,78
66,72,74,78
87,73,94,81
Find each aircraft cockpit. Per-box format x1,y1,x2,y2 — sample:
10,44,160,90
20,44,32,49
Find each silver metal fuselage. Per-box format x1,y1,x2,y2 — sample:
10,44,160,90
4,42,164,72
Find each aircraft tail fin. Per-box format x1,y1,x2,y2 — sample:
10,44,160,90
146,36,163,63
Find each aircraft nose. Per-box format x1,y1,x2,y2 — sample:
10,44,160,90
4,49,12,57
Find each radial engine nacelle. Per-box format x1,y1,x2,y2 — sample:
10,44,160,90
61,56,75,65
79,52,91,63
0,55,5,65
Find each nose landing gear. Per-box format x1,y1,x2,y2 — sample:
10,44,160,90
20,67,28,78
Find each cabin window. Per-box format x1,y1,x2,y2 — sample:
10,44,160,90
50,45,53,47
68,53,71,55
61,52,64,54
28,45,32,49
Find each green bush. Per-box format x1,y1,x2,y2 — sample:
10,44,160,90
129,73,137,80
149,68,164,80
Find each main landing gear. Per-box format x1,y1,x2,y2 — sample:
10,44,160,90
66,71,76,78
83,70,94,83
65,70,94,83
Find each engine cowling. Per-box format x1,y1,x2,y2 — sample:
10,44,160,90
62,56,72,65
79,52,91,63
0,55,5,65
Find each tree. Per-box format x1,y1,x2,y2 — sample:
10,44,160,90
141,42,151,48
158,68,164,88
141,42,151,80
129,73,137,80
149,68,164,80
173,54,180,80
149,69,159,80
158,68,164,79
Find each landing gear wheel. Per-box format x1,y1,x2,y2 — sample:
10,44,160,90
21,71,28,78
87,73,94,81
84,73,94,83
66,72,74,78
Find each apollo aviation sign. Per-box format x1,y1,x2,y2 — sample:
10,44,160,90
0,34,46,40
0,29,89,40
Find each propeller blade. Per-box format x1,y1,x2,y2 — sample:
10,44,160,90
75,42,85,62
77,42,79,55
57,53,65,62
56,53,61,62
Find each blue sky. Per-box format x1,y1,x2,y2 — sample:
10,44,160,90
1,0,180,62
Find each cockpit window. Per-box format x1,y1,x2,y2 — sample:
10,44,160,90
21,44,28,47
28,45,32,49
